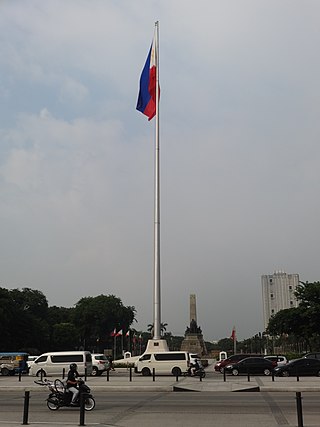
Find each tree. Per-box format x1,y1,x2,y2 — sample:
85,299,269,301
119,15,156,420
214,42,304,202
0,287,50,352
267,281,320,352
52,322,80,351
147,322,168,337
72,294,136,349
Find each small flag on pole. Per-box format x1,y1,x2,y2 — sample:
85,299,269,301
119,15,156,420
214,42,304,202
230,326,236,341
110,328,116,337
116,329,123,337
126,330,130,337
136,36,158,121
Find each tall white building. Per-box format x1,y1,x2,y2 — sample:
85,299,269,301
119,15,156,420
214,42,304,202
261,271,300,330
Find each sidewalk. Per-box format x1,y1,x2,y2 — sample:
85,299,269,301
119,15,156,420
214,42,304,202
1,369,320,393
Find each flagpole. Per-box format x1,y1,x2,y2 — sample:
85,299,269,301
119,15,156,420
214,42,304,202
153,20,161,341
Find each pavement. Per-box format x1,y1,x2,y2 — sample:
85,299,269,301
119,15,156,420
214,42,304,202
1,368,320,427
1,366,320,393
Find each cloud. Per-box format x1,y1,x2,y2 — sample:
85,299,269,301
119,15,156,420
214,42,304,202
1,1,320,340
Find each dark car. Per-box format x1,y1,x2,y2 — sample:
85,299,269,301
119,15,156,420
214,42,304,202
274,358,320,377
224,357,275,376
214,354,263,373
303,352,320,360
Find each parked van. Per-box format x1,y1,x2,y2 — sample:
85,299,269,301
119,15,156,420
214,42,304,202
135,351,190,376
29,351,92,377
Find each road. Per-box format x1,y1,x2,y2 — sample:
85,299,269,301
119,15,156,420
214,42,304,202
0,390,320,426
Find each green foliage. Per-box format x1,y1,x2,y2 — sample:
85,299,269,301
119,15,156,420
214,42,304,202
72,294,136,349
0,287,136,353
0,287,50,352
267,281,320,351
52,322,80,351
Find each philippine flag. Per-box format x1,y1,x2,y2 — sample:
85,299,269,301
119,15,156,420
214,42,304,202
136,38,158,121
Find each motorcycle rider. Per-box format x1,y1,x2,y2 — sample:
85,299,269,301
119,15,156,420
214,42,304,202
67,363,80,405
191,359,201,375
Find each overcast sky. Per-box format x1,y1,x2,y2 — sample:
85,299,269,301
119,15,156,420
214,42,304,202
1,0,320,341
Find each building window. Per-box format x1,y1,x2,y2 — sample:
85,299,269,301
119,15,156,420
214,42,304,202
289,285,292,290
271,309,275,314
270,278,273,283
290,301,293,305
270,293,274,299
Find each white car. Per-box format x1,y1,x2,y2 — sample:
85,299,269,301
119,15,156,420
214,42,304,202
91,354,110,376
264,355,288,366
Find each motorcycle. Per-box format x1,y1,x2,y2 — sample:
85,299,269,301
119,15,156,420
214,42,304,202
185,366,206,378
35,378,95,411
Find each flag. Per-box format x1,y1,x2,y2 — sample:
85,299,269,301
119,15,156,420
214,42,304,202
110,328,116,337
116,329,123,337
136,37,158,121
230,326,236,341
126,330,130,337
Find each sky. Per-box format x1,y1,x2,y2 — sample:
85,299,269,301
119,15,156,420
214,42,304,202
1,0,320,342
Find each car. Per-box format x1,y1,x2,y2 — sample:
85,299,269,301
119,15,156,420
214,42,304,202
274,358,320,377
264,355,288,366
303,352,320,360
224,357,276,376
91,354,110,376
214,354,263,373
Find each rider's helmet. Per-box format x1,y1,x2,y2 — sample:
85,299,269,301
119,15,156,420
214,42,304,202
70,363,77,371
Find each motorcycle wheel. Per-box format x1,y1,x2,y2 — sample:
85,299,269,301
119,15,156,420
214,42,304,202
84,397,95,411
201,371,206,378
47,399,60,411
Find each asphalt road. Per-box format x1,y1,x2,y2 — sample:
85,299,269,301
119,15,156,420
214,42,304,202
0,390,320,426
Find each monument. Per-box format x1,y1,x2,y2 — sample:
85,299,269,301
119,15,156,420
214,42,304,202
180,294,207,355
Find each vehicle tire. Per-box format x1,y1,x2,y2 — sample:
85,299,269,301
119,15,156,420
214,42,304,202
200,371,206,378
263,369,271,376
1,368,10,376
84,397,95,411
91,367,98,376
47,399,59,411
141,367,151,376
282,370,290,377
317,370,320,377
36,369,47,377
172,367,182,377
219,367,225,373
231,369,239,376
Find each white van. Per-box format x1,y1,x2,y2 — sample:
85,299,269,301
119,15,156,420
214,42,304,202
135,351,190,376
30,351,92,377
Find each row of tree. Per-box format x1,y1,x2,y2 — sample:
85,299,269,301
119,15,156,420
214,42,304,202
3,281,318,358
266,281,320,353
0,287,135,354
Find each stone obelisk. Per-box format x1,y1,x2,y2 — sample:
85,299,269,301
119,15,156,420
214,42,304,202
180,294,207,355
190,294,197,324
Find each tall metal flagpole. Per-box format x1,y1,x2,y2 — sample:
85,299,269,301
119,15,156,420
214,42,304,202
153,21,161,341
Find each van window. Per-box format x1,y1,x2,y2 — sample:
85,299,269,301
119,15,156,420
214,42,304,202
85,353,92,363
51,355,83,363
139,354,151,361
154,353,186,361
35,356,47,363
